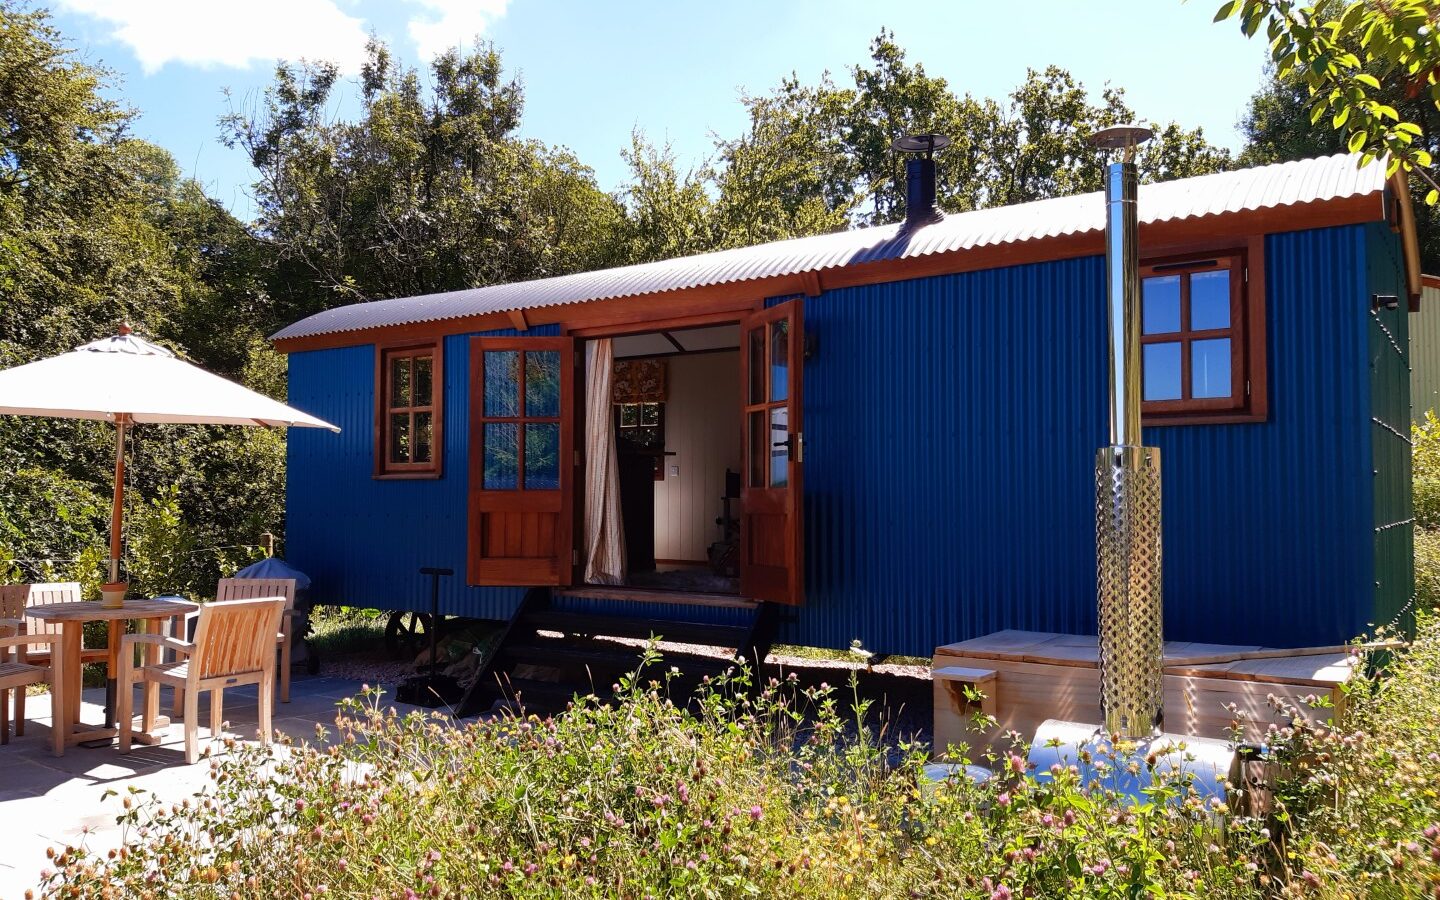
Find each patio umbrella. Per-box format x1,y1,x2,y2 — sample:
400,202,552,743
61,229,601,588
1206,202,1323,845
0,325,339,582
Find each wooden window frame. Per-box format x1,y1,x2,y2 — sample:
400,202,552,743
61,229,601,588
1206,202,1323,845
1140,243,1267,426
375,341,443,478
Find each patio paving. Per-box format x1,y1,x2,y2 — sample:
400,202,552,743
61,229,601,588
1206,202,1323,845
0,674,425,899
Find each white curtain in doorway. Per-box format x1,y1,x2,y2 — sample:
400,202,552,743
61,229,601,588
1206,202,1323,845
583,339,627,585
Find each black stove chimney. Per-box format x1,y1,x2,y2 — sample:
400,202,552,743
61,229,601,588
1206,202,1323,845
892,133,950,228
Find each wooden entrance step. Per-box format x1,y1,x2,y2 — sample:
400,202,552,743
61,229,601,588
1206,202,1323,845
524,609,754,647
551,586,760,610
456,587,777,718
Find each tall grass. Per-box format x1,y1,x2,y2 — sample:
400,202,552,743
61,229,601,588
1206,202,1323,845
36,649,1258,899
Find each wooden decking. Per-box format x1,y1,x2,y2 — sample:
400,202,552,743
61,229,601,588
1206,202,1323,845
931,630,1357,758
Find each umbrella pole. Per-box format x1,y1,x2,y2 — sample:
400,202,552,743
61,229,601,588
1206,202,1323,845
100,414,129,733
108,415,128,583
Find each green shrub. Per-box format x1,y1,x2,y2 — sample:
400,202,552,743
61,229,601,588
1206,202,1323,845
1414,410,1440,481
37,653,1256,899
36,625,1440,899
0,467,107,581
1415,478,1440,530
1258,613,1440,898
1416,529,1440,612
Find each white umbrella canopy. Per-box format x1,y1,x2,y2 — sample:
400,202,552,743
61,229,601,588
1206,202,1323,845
0,330,338,429
0,327,338,582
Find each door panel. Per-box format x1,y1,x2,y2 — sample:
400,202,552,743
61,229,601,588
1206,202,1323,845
739,300,804,604
468,337,575,586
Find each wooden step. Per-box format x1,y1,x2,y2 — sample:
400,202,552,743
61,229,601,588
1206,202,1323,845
932,666,998,686
521,610,754,648
552,586,761,610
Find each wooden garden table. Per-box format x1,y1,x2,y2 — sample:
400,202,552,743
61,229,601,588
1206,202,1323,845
27,597,199,747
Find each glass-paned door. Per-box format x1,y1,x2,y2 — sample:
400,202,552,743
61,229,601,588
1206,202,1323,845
739,300,804,605
468,337,575,586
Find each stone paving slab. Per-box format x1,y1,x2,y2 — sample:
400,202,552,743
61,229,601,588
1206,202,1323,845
0,674,418,899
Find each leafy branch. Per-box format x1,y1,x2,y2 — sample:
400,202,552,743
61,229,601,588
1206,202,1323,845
1217,0,1440,200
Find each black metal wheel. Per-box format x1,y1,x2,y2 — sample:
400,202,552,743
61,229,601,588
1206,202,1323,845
384,611,434,659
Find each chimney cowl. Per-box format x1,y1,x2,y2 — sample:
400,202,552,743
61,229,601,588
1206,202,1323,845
892,133,950,229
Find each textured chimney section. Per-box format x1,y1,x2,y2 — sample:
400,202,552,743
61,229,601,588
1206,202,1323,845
1090,125,1163,740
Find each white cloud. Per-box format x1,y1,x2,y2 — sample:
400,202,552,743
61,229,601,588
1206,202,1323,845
404,0,509,61
56,0,372,74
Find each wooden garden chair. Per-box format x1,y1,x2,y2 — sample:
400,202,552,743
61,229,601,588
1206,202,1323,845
0,595,68,756
171,577,298,717
0,583,107,738
119,596,286,764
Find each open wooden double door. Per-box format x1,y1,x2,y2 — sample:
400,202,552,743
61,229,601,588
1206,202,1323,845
466,299,804,605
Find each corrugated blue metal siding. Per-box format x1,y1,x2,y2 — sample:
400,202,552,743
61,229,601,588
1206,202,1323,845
1366,221,1415,632
779,226,1380,655
286,326,558,618
286,225,1402,656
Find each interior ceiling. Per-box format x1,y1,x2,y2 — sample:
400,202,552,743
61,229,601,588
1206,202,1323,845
612,324,740,360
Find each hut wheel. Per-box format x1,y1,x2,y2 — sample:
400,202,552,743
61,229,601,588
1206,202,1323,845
384,611,435,659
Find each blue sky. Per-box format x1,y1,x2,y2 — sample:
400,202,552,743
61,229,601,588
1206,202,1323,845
46,1,1272,222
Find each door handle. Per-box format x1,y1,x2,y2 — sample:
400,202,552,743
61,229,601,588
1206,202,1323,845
771,433,802,462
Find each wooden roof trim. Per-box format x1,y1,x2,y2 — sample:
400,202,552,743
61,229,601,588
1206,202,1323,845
1388,168,1423,311
272,193,1389,354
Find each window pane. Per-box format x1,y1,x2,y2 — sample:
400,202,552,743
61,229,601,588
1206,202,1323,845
413,354,433,406
619,403,639,428
483,422,518,489
769,406,789,488
640,402,660,427
1142,342,1182,401
748,410,765,487
769,319,789,402
524,350,560,418
1192,338,1232,399
524,423,560,490
748,327,765,404
1142,276,1181,335
484,351,520,418
389,413,411,464
1189,270,1231,331
414,411,433,463
390,356,412,409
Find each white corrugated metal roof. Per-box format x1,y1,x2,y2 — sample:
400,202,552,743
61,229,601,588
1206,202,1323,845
272,153,1389,342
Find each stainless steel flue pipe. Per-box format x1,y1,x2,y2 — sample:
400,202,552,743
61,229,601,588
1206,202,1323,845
1103,161,1143,447
1090,125,1164,740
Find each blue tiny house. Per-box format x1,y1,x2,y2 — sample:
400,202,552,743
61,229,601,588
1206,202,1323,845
275,154,1420,658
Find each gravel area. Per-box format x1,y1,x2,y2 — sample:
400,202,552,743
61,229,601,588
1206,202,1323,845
318,648,422,686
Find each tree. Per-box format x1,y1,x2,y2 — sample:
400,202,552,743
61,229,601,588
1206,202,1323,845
1239,62,1440,270
710,78,857,247
852,43,1231,216
0,3,280,595
224,38,629,323
618,133,719,263
677,32,1232,241
1216,0,1440,199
